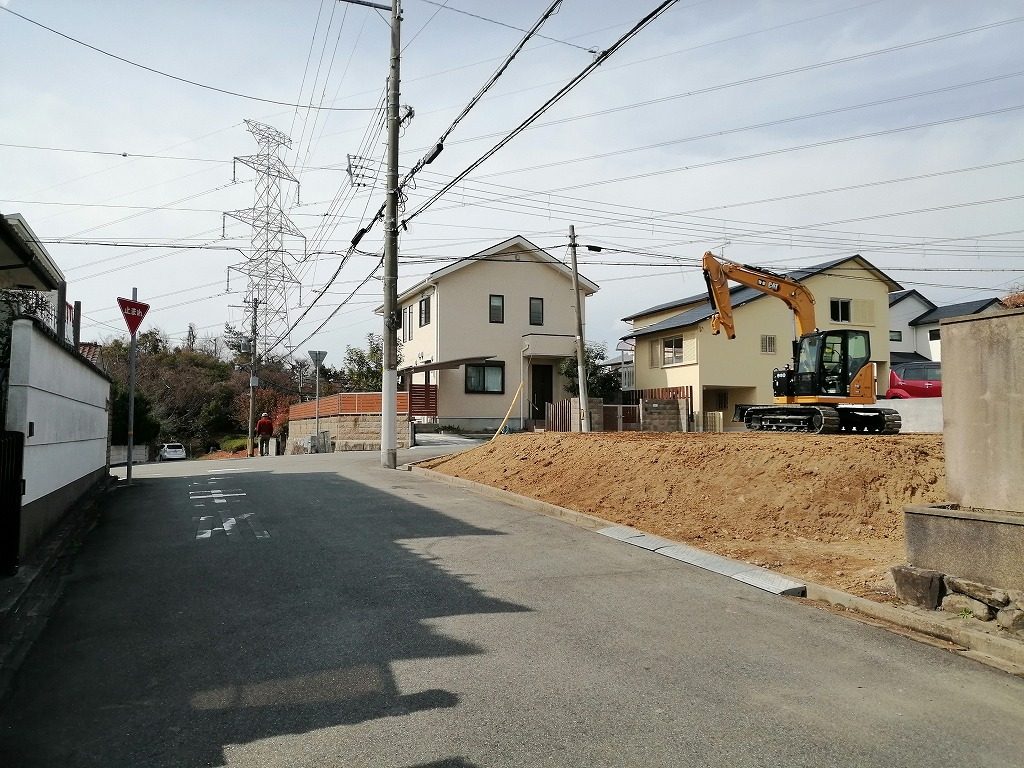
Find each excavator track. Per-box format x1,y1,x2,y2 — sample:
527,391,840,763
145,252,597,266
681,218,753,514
743,406,901,434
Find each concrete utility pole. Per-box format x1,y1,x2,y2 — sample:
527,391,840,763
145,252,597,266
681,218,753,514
247,298,258,457
568,225,591,432
381,0,402,469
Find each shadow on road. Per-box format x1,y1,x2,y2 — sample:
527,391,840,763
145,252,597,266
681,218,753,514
0,468,528,767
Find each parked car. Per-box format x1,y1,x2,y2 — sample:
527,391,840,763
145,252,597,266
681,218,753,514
157,443,187,461
886,362,942,398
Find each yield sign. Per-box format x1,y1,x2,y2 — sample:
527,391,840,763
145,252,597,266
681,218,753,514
117,297,150,336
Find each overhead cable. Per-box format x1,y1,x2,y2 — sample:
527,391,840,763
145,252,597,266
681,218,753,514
0,5,377,111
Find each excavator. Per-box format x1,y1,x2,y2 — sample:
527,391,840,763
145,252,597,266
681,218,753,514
702,252,901,434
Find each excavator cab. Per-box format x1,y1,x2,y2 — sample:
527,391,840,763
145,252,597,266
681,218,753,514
774,329,871,398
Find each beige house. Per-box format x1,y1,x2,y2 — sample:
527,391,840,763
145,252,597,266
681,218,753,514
622,256,900,429
392,236,598,430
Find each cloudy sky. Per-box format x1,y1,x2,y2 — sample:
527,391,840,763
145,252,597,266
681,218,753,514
2,0,1021,360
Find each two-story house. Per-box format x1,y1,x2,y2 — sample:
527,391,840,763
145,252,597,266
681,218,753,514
621,255,899,429
888,289,1003,363
393,236,598,431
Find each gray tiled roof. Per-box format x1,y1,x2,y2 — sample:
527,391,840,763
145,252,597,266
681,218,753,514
910,298,1002,326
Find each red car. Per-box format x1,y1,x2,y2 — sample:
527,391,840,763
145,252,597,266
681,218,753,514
886,362,942,398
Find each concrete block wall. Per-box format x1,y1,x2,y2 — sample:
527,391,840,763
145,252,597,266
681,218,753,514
569,398,604,432
941,307,1023,514
642,399,685,432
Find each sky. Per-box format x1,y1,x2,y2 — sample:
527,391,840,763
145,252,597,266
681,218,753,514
2,0,1022,363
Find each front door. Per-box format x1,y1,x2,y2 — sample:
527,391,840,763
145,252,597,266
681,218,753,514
531,364,553,421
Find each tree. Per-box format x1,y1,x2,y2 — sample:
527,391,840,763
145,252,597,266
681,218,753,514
338,333,385,392
1001,284,1024,309
558,342,622,401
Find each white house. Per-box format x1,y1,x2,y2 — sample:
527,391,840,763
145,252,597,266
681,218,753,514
388,236,598,431
888,289,1003,363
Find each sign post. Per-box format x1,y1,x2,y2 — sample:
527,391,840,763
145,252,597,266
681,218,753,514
308,350,327,452
118,293,150,485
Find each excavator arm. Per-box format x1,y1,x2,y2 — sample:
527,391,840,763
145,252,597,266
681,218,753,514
702,252,818,338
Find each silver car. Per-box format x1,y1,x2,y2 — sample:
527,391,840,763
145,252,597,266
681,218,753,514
157,443,187,461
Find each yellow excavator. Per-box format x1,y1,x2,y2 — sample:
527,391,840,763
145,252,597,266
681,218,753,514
702,252,901,434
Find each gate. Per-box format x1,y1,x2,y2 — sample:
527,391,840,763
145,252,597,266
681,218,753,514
1,431,25,576
602,404,640,432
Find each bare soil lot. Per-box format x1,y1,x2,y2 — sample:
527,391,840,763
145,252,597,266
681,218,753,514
421,432,946,601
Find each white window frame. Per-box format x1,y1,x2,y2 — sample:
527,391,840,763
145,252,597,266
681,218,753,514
760,334,776,354
830,298,851,323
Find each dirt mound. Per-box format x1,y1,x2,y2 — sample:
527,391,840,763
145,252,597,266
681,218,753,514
421,432,945,600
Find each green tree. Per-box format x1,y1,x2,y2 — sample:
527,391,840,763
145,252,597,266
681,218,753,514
558,342,622,401
338,333,385,392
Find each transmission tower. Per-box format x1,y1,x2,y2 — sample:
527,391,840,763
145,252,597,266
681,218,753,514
224,119,305,360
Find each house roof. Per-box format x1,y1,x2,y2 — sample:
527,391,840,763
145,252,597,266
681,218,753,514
0,213,65,290
888,288,935,311
909,298,1003,326
890,351,930,365
621,255,901,340
394,235,599,306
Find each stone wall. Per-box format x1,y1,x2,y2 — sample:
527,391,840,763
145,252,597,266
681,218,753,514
287,414,406,452
892,564,1024,636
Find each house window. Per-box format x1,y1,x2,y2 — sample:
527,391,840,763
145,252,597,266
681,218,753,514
649,339,659,368
928,328,940,341
529,297,544,326
406,306,413,340
890,330,903,342
662,334,696,366
466,362,504,394
419,296,431,327
760,334,776,354
489,294,504,323
830,298,851,323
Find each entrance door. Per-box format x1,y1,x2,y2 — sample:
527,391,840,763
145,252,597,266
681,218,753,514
531,364,553,421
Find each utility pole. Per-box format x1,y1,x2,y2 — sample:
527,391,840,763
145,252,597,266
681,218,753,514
381,0,402,469
247,298,258,457
568,225,591,432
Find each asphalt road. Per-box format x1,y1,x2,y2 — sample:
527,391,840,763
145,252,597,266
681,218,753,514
1,446,1022,767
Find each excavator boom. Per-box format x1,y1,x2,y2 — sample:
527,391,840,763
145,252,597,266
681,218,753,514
702,252,818,337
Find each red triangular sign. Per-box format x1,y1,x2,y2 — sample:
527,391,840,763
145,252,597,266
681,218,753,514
117,297,150,336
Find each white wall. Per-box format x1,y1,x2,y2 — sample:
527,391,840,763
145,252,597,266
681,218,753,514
889,295,934,358
6,319,109,550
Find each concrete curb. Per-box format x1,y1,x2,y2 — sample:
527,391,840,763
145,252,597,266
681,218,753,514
410,465,1024,675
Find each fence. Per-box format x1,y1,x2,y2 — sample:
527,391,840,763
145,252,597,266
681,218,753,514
288,384,438,421
545,399,573,432
1,431,25,576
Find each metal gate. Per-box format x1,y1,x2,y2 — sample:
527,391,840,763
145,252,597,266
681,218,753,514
1,431,25,576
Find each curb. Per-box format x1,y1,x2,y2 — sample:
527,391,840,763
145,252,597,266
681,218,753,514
410,465,1024,675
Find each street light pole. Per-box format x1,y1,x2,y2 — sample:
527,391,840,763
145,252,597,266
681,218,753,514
308,350,327,452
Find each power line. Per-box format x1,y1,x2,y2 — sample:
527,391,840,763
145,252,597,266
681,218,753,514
402,0,681,226
416,0,598,54
0,5,377,112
